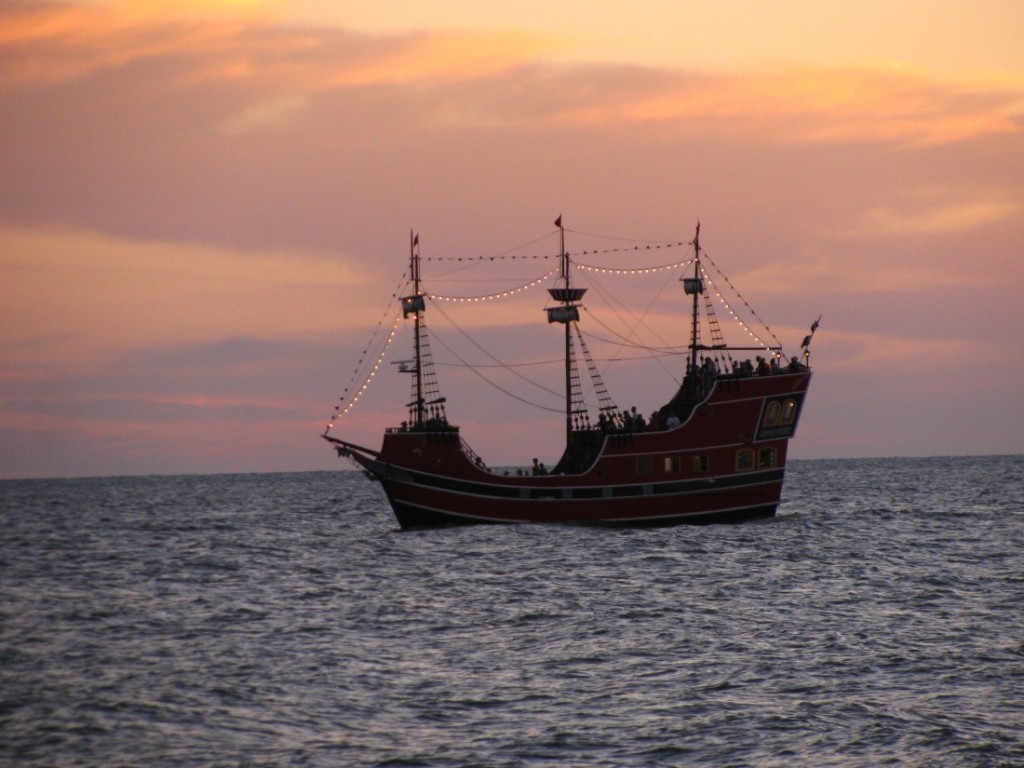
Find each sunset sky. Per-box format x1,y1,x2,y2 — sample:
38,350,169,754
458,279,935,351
2,0,1023,478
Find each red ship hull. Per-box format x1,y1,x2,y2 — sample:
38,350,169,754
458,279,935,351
330,370,811,529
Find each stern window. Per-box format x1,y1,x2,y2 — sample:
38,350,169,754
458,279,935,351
781,398,798,425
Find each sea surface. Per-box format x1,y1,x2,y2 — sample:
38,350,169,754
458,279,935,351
2,456,1023,767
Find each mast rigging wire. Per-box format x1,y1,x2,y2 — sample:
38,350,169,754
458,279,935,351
426,328,563,414
427,297,564,400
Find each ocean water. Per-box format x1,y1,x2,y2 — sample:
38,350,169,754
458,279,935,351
2,456,1023,767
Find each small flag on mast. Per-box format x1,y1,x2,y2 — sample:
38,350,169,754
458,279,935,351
801,315,822,348
554,215,562,228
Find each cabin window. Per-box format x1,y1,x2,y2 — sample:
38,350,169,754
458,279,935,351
781,398,799,425
763,400,782,427
636,457,653,475
692,455,709,472
736,449,754,471
664,456,680,474
759,447,777,468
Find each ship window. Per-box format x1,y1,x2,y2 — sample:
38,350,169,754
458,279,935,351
759,447,777,468
780,398,799,425
692,455,709,472
736,449,754,471
664,456,680,474
763,400,782,427
636,457,653,475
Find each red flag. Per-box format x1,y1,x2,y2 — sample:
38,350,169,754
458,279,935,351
413,233,419,246
554,215,562,228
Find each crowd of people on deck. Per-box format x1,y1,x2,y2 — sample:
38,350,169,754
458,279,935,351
693,353,807,380
726,354,807,377
585,353,808,437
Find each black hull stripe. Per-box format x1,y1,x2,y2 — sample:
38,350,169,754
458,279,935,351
376,463,786,502
389,498,778,529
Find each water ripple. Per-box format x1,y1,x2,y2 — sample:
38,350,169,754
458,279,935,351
2,459,1023,766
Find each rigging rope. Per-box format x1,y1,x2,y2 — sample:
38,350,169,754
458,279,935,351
428,297,563,400
700,265,776,351
324,272,410,432
701,251,781,348
426,328,563,414
580,270,685,384
419,235,690,264
578,311,688,353
323,308,403,434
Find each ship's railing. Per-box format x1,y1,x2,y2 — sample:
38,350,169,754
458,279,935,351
460,437,489,471
386,421,460,434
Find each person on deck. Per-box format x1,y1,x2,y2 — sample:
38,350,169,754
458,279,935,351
631,406,646,431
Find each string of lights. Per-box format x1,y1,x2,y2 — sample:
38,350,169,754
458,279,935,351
576,257,694,275
700,265,778,352
701,251,781,349
427,266,560,302
323,300,404,433
570,241,689,257
325,273,408,411
422,253,556,262
420,239,690,263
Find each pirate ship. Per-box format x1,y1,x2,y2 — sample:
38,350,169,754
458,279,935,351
323,219,817,528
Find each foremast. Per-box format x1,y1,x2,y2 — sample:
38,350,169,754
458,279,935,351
546,216,587,451
682,222,705,398
400,231,443,429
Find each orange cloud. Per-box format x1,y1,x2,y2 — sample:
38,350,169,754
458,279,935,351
0,0,282,87
557,65,1023,146
3,3,1018,149
0,1,550,91
328,29,552,86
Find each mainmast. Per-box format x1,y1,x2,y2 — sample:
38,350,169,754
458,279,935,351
401,230,427,426
546,216,586,449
